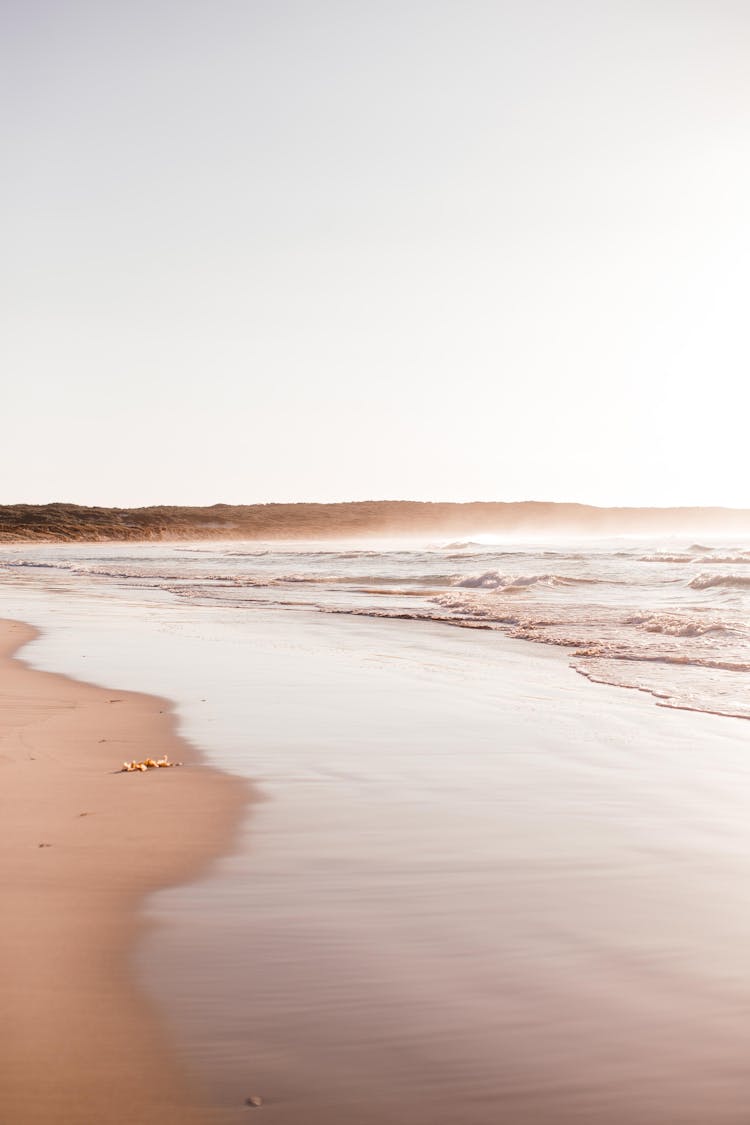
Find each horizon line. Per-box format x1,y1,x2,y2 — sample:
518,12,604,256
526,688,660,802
3,499,750,514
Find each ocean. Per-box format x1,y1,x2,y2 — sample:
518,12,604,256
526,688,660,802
3,535,750,1123
2,534,749,719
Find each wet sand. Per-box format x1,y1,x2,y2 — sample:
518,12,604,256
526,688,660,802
130,609,750,1125
0,619,248,1124
7,594,750,1125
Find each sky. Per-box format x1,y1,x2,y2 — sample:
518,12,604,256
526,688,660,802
3,0,750,508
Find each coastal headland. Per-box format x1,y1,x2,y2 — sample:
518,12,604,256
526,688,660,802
3,500,750,543
0,619,248,1124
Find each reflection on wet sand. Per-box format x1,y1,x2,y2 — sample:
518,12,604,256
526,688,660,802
126,611,750,1125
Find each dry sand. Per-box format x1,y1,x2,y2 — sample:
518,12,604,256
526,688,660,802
0,619,249,1124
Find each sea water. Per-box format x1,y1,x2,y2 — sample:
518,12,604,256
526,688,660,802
2,534,750,719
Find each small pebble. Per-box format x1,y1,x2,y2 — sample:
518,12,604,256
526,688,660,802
245,1095,263,1108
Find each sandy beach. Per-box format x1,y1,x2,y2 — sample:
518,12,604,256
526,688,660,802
0,618,248,1125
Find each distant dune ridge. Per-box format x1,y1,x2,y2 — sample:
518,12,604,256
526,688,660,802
2,501,750,542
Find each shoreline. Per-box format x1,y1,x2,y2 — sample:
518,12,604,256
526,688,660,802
0,618,250,1124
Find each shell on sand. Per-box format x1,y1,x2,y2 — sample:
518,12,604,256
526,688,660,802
120,756,182,773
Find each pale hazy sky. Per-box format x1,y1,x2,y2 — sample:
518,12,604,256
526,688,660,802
3,1,750,507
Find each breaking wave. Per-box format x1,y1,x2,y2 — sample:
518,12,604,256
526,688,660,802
623,613,732,637
452,570,601,591
689,574,750,590
275,572,455,587
639,554,695,563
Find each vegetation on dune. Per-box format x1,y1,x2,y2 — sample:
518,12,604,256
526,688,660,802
2,501,750,543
